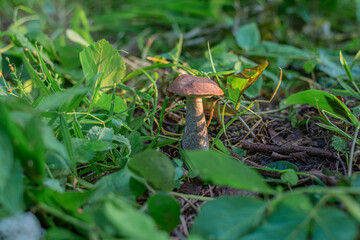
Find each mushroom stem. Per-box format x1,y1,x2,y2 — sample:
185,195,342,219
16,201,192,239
182,96,209,150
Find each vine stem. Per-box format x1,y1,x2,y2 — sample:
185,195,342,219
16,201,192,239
170,192,214,201
348,125,359,176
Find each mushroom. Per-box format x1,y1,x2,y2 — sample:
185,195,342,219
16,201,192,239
167,75,224,150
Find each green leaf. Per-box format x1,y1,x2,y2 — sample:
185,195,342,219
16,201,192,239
318,53,345,78
213,138,230,154
0,161,24,214
66,29,90,47
9,30,53,67
87,126,114,142
37,88,88,112
0,128,14,190
243,195,312,240
127,131,144,156
312,207,357,240
112,134,131,157
339,51,354,82
186,150,273,194
148,192,180,232
92,195,169,240
245,76,263,99
281,169,299,186
52,190,94,213
331,135,348,153
247,41,309,59
59,114,76,172
191,196,267,240
45,227,86,240
303,60,315,73
80,39,126,92
72,138,113,163
0,100,46,181
283,90,358,126
336,194,360,222
91,168,146,201
235,22,260,50
93,92,127,114
266,161,299,171
128,149,175,191
336,77,360,100
23,53,51,96
35,44,61,92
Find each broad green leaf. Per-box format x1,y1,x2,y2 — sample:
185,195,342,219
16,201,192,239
227,61,268,107
148,192,180,232
0,161,24,214
93,92,127,114
243,198,311,240
72,138,113,163
213,138,230,154
312,207,357,240
336,194,360,222
235,22,260,50
281,169,299,186
0,128,14,190
247,41,309,59
112,134,131,157
245,76,263,98
186,150,273,194
87,126,114,142
91,168,146,201
45,227,86,240
266,161,299,171
0,100,46,182
191,196,267,240
228,61,268,92
50,190,94,214
283,90,358,126
127,131,144,156
37,88,88,112
128,149,175,191
91,194,169,240
80,39,126,92
42,125,72,173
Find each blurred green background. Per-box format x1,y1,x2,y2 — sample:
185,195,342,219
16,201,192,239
1,0,360,95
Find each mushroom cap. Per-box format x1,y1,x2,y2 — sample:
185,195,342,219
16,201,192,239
167,75,224,97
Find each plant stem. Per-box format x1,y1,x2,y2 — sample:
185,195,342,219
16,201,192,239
170,192,214,201
348,125,359,175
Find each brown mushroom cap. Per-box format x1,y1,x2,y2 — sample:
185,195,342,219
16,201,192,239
167,75,224,97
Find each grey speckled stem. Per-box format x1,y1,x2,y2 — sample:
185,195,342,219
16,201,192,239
182,96,209,150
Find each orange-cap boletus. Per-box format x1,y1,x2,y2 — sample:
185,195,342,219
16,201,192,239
167,75,224,150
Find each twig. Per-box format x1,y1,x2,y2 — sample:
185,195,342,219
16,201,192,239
228,148,338,186
236,141,339,160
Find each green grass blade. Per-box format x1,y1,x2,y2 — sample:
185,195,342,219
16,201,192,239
36,44,61,92
22,53,51,96
59,114,76,174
